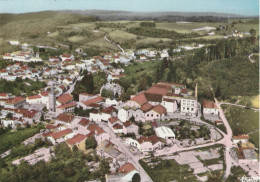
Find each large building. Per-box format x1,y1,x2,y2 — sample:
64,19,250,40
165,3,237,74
48,83,56,112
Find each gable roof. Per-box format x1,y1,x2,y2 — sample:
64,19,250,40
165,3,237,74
40,91,49,97
203,100,217,109
57,93,74,104
113,123,123,130
101,106,117,114
118,163,136,174
50,129,73,139
28,95,41,100
130,93,147,106
66,134,87,146
138,135,164,145
87,124,105,135
152,105,167,115
57,102,77,109
78,118,90,126
56,113,74,123
140,102,153,112
108,117,119,125
82,96,104,106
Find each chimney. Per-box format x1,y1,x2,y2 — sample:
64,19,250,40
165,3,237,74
195,83,198,98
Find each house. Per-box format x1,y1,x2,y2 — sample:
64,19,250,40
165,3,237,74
87,124,109,145
49,57,60,62
56,93,74,107
232,135,249,144
108,117,124,134
0,93,9,99
123,121,138,135
47,128,74,145
66,134,87,151
203,100,219,115
155,126,175,140
137,135,164,152
180,96,198,116
127,135,164,152
161,98,178,113
106,163,139,182
55,113,74,126
77,118,91,135
9,40,20,45
15,108,40,123
26,95,42,104
4,97,26,109
235,145,258,163
100,106,117,122
89,110,102,122
56,102,77,113
80,96,104,110
143,104,167,121
118,108,145,123
40,91,49,105
60,54,74,62
1,117,18,128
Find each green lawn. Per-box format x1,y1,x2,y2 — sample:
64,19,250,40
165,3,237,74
222,105,259,137
140,159,198,182
0,126,42,153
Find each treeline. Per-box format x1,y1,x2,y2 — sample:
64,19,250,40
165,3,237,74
127,27,200,39
0,77,47,96
95,22,126,29
140,22,156,27
72,71,106,100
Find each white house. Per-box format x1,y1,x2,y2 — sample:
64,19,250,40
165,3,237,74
232,135,249,144
26,95,42,104
161,98,178,113
203,100,219,115
47,129,74,145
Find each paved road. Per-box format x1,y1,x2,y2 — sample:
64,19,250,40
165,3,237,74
0,150,11,159
97,121,153,182
220,102,259,111
65,71,82,95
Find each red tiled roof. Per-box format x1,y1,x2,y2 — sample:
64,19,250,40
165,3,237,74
0,93,8,97
57,102,77,109
118,163,136,174
61,54,71,58
15,108,38,118
203,100,217,109
130,93,147,106
113,123,123,130
145,87,169,96
28,95,41,100
57,113,74,123
46,124,61,129
40,91,49,97
123,121,135,128
82,96,104,106
138,135,163,145
232,135,249,140
42,132,53,137
50,129,73,139
66,134,86,146
78,118,90,126
6,97,25,104
108,117,119,124
152,84,172,90
87,124,105,135
57,93,74,104
181,89,188,94
140,102,153,112
101,106,117,114
163,98,176,102
152,105,167,115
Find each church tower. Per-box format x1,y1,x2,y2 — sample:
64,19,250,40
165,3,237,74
48,83,56,112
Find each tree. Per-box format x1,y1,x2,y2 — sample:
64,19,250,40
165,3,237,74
215,86,221,98
85,136,97,149
132,173,141,182
6,112,13,119
40,114,44,121
249,28,256,37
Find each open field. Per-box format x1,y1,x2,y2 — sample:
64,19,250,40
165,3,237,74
227,95,259,108
222,105,259,140
249,131,259,148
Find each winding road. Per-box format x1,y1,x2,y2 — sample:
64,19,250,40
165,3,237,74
104,34,125,53
220,102,259,111
248,53,257,63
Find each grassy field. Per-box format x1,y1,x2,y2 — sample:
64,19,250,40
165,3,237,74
141,159,198,182
0,126,43,153
249,131,259,148
227,95,259,108
222,105,259,138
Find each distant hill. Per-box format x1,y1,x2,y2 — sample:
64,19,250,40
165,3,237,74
64,10,257,22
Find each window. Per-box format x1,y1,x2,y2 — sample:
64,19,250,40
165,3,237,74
191,108,194,111
151,114,153,117
157,114,159,117
147,114,149,117
187,108,189,110
183,107,185,110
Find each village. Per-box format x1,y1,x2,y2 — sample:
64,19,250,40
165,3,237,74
0,38,258,182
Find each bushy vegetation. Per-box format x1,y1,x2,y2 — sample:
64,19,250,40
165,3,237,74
140,22,156,27
127,27,200,39
0,124,44,153
0,143,110,182
0,77,47,96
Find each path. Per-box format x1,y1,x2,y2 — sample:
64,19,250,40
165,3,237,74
220,102,259,111
248,53,257,63
104,34,125,53
0,150,11,159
